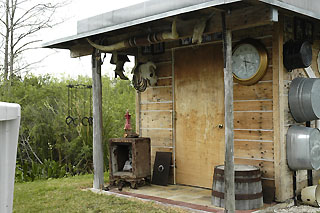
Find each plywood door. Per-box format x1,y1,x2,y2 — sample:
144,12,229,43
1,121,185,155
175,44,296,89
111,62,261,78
174,44,225,189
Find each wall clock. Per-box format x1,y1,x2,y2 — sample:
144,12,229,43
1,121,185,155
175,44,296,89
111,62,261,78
232,39,268,85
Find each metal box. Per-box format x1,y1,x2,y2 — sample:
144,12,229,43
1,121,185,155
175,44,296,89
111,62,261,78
287,125,320,170
109,137,151,188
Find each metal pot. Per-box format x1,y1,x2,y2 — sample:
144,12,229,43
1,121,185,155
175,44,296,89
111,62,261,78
287,125,320,170
289,77,320,122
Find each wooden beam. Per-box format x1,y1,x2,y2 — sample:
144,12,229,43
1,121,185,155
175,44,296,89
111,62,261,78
69,6,275,57
70,43,93,58
273,15,292,202
222,12,235,213
92,49,104,189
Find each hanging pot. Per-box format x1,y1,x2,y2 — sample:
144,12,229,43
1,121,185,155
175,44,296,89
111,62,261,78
288,77,320,122
287,125,320,170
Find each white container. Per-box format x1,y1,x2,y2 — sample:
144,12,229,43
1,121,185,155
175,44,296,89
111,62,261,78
0,102,21,213
301,185,320,207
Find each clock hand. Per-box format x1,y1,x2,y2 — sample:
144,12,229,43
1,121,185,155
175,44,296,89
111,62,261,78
244,58,248,73
243,60,254,64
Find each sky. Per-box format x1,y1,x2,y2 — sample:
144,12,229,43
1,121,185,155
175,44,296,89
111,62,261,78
31,0,147,79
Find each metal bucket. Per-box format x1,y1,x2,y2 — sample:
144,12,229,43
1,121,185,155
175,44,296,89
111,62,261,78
286,125,320,170
211,164,263,210
289,77,320,122
301,185,320,207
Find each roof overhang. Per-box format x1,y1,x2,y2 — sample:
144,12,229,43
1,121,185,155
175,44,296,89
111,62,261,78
42,0,241,50
42,0,320,56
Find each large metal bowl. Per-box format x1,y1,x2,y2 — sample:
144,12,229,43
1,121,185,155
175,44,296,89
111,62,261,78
287,125,320,170
289,77,320,122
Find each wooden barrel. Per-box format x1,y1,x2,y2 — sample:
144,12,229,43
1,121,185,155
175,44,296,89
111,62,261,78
211,164,263,210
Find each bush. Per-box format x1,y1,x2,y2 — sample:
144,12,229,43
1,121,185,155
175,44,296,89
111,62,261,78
0,74,136,181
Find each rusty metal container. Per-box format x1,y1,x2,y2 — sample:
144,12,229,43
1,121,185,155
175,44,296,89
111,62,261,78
289,77,320,122
286,125,320,170
211,164,263,210
109,137,151,188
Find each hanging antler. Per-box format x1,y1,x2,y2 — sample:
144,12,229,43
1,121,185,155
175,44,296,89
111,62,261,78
87,20,179,52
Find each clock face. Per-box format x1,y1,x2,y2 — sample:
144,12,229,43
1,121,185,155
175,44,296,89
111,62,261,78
232,43,260,80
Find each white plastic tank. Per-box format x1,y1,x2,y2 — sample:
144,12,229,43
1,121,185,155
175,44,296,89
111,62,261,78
0,102,21,213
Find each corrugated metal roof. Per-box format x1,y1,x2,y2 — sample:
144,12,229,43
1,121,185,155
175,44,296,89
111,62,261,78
41,0,241,49
260,0,320,20
42,0,320,49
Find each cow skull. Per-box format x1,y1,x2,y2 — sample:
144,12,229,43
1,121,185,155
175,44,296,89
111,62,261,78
132,62,157,92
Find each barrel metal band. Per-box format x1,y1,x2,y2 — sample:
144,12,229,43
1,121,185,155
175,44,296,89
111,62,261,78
212,175,261,183
214,168,261,176
212,190,263,200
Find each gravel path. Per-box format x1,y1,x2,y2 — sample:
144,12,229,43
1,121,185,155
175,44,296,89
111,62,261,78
254,200,320,213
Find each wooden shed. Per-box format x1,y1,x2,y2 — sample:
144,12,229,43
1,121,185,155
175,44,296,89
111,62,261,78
43,0,320,204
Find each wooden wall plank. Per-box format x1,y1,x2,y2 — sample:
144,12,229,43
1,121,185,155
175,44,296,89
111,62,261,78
234,82,273,100
234,130,273,141
140,103,173,111
260,67,273,81
141,129,172,147
140,87,172,103
140,51,172,63
232,25,273,41
140,111,172,129
234,112,273,130
234,100,273,111
234,141,274,160
156,63,172,78
156,78,172,87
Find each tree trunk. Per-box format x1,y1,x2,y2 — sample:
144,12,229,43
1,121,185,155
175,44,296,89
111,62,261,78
9,0,15,80
3,0,9,80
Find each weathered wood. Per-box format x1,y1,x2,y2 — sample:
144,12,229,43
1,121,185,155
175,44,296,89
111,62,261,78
140,111,172,129
140,87,172,103
174,43,225,189
140,129,172,147
140,102,173,111
234,112,273,130
139,51,172,63
156,78,172,87
92,49,104,189
273,15,292,202
234,129,273,141
234,82,273,100
234,100,273,111
223,26,235,212
176,6,274,40
232,25,273,41
135,91,141,135
155,62,172,78
260,67,273,81
234,140,274,160
70,44,93,58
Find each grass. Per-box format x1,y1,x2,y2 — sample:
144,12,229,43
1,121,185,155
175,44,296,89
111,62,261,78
13,174,183,213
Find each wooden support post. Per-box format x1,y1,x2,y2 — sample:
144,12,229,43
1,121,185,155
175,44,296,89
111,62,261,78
92,49,104,189
222,12,235,213
273,15,292,202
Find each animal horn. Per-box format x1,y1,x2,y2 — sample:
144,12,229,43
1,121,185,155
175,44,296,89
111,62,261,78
86,38,128,52
87,20,179,52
